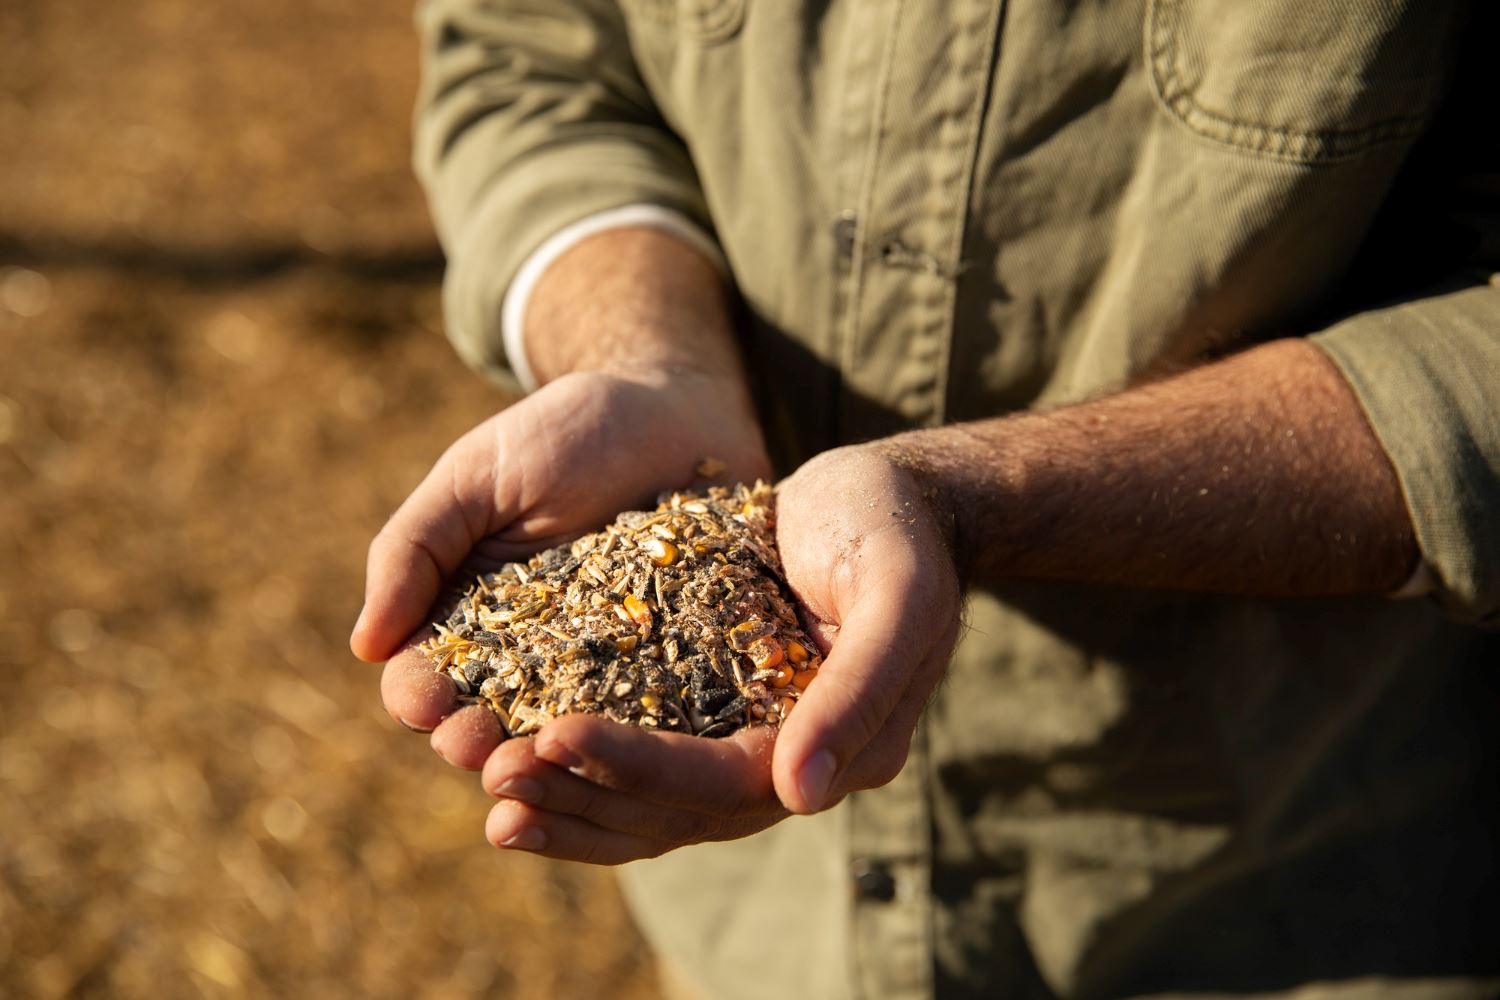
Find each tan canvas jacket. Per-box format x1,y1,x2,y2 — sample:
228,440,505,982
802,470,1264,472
414,2,1500,997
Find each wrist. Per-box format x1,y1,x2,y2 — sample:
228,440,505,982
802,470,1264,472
875,423,1029,585
524,226,743,388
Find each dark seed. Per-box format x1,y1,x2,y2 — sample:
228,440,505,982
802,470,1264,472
712,695,749,723
697,721,738,739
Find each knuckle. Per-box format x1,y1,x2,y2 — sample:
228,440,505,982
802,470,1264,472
634,806,701,847
576,834,633,868
681,813,726,846
571,782,615,825
574,837,606,866
368,522,402,559
843,685,889,750
647,806,702,845
696,780,751,818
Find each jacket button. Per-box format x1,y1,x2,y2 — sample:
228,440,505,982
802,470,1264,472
850,859,896,903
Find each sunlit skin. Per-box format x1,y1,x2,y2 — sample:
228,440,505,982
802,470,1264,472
352,226,1417,865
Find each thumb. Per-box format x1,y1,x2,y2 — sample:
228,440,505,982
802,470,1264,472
770,567,925,814
350,433,512,662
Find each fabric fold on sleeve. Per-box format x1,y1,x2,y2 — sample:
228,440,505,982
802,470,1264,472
412,0,715,393
1311,275,1500,627
441,142,713,393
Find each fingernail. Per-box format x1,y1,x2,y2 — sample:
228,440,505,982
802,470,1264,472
496,777,543,803
501,827,547,851
797,748,837,812
535,738,582,770
399,715,434,734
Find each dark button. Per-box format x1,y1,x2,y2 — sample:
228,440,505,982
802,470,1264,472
850,859,896,903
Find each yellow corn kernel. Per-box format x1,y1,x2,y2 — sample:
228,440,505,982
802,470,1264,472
750,637,785,670
791,668,817,691
772,664,795,689
640,694,661,710
622,593,653,628
786,640,810,664
643,537,679,567
729,620,760,643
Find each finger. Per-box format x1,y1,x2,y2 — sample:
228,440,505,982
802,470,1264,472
485,798,665,866
429,703,505,771
529,715,780,817
838,652,944,792
351,432,511,662
380,645,460,732
482,738,779,841
772,562,941,815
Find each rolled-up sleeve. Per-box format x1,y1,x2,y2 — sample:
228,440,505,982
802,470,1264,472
414,0,713,391
1311,277,1500,626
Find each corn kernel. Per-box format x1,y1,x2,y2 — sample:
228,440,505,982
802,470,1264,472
792,668,817,691
640,693,661,710
750,637,785,670
623,593,653,628
786,640,810,664
728,620,762,649
772,664,795,688
643,537,679,567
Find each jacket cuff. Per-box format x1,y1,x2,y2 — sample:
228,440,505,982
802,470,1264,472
441,140,715,394
1310,277,1500,626
500,205,727,392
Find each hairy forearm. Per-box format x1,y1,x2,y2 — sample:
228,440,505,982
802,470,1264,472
885,339,1419,596
525,227,750,392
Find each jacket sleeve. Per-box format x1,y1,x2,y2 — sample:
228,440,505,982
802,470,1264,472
1312,279,1500,627
1307,46,1500,626
413,0,712,391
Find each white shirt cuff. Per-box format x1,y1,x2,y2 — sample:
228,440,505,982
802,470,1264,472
1390,560,1436,599
500,204,728,392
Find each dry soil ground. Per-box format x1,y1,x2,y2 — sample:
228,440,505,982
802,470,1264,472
0,2,658,997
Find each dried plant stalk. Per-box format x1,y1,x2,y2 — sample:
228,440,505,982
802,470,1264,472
421,482,822,738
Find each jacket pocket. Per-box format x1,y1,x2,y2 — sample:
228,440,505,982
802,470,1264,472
618,0,744,43
1146,0,1462,163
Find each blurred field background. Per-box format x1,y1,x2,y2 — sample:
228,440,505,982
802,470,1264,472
0,2,658,996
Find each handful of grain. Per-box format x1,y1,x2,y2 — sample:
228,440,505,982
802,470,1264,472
421,481,822,739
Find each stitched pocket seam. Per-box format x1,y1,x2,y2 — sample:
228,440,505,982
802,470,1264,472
1145,0,1433,164
622,0,745,43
